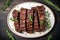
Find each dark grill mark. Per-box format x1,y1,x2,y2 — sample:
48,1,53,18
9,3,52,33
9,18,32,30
32,10,35,32
17,12,20,32
25,9,27,32
36,10,40,30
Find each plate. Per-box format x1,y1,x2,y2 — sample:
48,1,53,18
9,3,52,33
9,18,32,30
7,2,55,38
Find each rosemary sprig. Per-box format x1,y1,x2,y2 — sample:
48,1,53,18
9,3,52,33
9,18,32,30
43,0,60,11
10,18,18,22
45,11,51,29
48,35,53,40
45,11,50,17
6,30,15,40
1,0,13,10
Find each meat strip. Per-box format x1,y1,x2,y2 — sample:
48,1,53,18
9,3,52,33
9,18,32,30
20,8,27,32
31,7,40,32
12,10,20,32
27,10,33,33
37,5,46,31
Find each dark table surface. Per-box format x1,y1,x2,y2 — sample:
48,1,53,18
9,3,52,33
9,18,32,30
0,0,60,40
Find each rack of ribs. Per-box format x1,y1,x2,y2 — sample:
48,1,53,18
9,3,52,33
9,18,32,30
12,5,46,33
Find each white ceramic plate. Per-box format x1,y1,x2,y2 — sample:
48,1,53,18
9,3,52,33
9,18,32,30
7,2,55,38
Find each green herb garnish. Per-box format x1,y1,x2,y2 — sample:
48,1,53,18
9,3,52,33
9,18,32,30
40,20,44,26
29,15,33,22
43,0,60,11
6,30,15,40
45,11,50,17
45,11,51,29
0,0,13,10
10,18,18,22
47,20,51,29
48,35,53,40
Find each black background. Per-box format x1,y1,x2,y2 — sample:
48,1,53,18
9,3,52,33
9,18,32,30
0,0,60,40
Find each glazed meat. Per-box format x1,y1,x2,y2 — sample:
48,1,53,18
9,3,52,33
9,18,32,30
12,5,46,33
26,10,33,33
12,10,20,32
31,7,40,32
20,8,27,32
37,6,46,31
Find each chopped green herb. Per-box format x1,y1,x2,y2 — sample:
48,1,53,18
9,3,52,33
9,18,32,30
6,30,15,40
45,11,51,29
43,0,60,11
48,35,53,40
1,0,13,10
29,15,33,22
40,20,44,26
45,11,50,17
10,18,18,22
47,20,51,29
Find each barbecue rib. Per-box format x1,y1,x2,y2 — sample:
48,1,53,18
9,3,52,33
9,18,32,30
12,10,20,32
